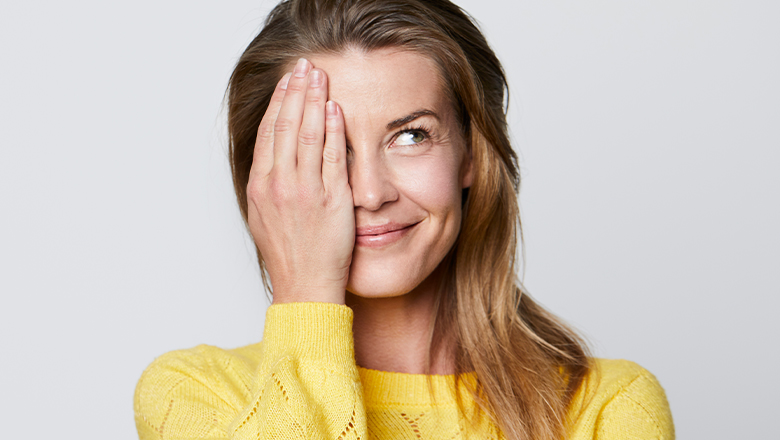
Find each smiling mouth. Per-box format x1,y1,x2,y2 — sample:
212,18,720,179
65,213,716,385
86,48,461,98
355,221,420,248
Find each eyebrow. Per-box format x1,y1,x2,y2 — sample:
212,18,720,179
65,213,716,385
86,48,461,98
386,110,440,130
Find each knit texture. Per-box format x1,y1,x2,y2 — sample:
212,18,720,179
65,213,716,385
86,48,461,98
134,302,674,439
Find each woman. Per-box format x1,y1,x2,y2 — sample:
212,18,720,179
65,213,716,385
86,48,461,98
134,0,674,439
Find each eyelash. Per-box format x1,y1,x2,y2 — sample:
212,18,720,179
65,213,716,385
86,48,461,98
393,124,434,147
345,123,435,155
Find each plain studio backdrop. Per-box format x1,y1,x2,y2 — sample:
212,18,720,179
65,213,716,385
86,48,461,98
1,0,777,438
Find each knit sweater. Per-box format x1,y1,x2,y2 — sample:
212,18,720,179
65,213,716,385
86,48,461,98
134,302,674,439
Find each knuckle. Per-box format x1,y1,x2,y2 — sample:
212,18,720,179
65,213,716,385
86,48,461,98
267,176,291,206
257,122,274,141
322,146,342,164
271,90,286,103
298,129,320,147
305,94,324,107
285,80,306,93
274,118,294,134
325,119,342,135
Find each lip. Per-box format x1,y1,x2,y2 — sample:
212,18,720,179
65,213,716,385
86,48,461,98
355,221,420,248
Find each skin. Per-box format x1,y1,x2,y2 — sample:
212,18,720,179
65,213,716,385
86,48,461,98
246,48,472,374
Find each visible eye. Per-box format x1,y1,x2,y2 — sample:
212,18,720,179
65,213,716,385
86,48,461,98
395,130,427,146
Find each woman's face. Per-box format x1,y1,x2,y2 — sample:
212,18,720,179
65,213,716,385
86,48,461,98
307,49,472,298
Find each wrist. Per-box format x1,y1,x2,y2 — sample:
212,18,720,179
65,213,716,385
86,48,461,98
271,285,346,305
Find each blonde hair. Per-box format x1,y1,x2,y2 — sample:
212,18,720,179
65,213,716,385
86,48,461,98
227,1,590,439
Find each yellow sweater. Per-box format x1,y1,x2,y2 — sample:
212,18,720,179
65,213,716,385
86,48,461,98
134,302,674,439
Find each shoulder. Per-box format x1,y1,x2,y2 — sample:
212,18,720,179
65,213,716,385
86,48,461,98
136,342,265,385
134,342,264,439
567,359,675,440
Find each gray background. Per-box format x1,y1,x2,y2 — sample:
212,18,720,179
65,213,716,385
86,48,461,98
1,0,777,438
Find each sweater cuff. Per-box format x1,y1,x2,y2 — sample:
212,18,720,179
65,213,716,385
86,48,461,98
261,302,355,367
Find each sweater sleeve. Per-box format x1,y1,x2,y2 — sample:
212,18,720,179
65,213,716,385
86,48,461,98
134,302,366,440
594,367,675,440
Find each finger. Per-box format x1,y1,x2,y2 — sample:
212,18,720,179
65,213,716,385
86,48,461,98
322,100,349,190
297,68,328,183
273,58,312,171
252,73,291,178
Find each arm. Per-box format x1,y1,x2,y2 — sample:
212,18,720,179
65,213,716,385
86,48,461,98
134,303,366,440
135,58,362,439
241,303,364,440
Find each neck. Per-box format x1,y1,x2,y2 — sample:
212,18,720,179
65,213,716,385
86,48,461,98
345,273,456,375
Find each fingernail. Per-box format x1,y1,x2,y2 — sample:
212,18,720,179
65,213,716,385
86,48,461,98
279,73,291,90
293,58,309,78
309,69,323,87
326,100,338,117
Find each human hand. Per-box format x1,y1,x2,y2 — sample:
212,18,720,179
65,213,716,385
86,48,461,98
246,58,353,305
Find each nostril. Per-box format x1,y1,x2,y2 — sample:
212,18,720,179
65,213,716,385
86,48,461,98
347,155,399,211
351,180,398,212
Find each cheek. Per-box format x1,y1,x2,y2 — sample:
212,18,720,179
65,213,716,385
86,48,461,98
347,152,465,297
390,154,463,215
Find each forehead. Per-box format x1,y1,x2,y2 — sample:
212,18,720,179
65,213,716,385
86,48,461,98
308,49,451,131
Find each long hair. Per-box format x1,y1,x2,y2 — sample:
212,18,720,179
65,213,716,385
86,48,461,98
226,1,590,439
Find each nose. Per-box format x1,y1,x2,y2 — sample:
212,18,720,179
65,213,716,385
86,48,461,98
348,150,398,212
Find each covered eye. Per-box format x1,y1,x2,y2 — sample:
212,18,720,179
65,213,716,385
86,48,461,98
395,130,426,146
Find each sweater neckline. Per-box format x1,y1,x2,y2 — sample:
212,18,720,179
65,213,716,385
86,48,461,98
356,366,478,407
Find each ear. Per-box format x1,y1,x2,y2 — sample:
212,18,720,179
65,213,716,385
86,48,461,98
460,144,474,189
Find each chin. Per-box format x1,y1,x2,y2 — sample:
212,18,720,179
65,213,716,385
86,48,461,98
345,242,454,299
347,251,436,298
345,258,426,298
